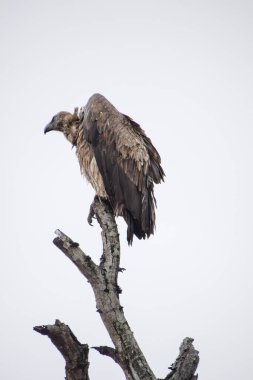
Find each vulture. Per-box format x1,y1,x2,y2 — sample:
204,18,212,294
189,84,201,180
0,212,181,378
44,94,165,244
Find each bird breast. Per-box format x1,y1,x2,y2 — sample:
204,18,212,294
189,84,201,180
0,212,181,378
76,126,107,198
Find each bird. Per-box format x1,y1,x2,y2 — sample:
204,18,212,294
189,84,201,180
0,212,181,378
44,93,165,244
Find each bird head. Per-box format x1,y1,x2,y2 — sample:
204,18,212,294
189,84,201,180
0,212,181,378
44,109,80,145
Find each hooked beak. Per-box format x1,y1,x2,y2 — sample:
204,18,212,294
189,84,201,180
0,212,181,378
44,122,55,134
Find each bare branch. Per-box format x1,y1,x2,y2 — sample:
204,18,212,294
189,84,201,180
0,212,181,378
162,338,199,380
34,319,90,380
92,345,119,363
51,198,156,380
36,197,199,380
92,197,121,282
53,229,100,285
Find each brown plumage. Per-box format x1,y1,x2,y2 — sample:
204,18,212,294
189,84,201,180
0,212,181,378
44,93,165,244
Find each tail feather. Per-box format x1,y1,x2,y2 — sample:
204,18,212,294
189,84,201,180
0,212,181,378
123,183,156,245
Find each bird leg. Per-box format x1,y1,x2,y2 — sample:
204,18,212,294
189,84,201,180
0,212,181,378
87,198,97,226
87,196,113,226
88,195,105,225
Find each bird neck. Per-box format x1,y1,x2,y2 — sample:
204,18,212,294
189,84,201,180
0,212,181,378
64,120,81,146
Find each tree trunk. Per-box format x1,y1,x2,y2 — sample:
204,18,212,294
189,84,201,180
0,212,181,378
34,198,199,380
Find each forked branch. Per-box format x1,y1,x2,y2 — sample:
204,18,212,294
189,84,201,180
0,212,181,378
34,197,199,380
34,319,90,380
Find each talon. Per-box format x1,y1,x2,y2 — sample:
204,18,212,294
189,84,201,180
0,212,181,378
87,202,95,225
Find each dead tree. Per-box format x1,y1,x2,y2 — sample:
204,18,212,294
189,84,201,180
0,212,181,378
34,198,199,380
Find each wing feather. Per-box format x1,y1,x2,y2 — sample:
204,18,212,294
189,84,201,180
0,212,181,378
82,93,164,244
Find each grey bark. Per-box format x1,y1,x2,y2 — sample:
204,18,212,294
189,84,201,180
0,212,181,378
34,197,199,380
34,319,90,380
52,199,156,380
161,338,199,380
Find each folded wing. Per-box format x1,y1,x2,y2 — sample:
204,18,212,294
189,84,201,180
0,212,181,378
83,94,165,244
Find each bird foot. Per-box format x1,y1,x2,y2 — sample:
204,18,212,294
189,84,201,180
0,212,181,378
87,201,96,226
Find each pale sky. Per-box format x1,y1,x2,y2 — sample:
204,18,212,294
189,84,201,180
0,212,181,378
1,1,253,379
